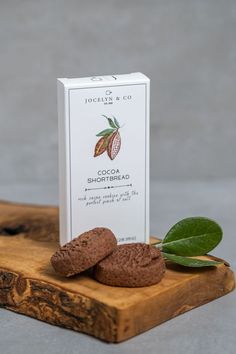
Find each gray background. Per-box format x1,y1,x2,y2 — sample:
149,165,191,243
0,1,235,353
0,0,236,186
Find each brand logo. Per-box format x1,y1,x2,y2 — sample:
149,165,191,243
85,90,132,105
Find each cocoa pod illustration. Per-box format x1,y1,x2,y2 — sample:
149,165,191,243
107,130,121,160
94,135,110,157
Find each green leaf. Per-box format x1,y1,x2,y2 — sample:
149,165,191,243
96,128,115,137
108,118,117,129
162,217,223,256
101,114,110,120
113,116,120,128
162,252,223,267
102,115,117,129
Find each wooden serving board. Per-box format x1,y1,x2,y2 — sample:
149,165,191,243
0,201,235,342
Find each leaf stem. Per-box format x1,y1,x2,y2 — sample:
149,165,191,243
153,242,163,249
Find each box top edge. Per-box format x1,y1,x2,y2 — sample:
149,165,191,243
57,72,150,88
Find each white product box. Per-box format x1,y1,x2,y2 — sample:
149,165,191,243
57,72,150,245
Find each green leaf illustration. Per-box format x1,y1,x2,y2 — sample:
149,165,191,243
102,115,117,129
96,128,115,137
108,118,117,129
162,217,223,256
162,252,223,267
113,116,120,128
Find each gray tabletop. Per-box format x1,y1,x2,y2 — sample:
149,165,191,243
0,180,235,354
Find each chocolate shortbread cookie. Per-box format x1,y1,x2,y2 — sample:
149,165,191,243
51,227,117,277
94,243,165,287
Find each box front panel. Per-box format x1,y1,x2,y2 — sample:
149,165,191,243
68,83,148,243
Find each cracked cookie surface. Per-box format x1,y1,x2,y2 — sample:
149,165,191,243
51,227,117,277
94,243,165,287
